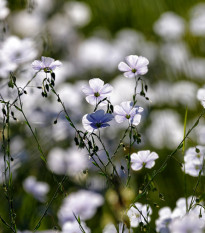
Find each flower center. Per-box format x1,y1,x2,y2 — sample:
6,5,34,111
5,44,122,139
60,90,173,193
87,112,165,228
43,67,52,73
94,92,100,97
132,68,137,73
126,114,131,119
96,122,102,128
196,154,201,158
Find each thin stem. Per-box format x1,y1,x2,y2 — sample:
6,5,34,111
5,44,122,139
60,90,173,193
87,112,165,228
133,110,205,203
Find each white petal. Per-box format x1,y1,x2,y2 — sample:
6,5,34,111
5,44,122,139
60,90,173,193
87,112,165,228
115,115,126,123
82,85,94,95
50,60,62,69
89,78,104,92
147,152,159,161
136,56,149,68
118,62,131,72
125,55,139,68
82,114,94,132
131,163,143,171
86,96,97,105
100,83,113,95
131,114,141,126
121,101,133,114
32,60,43,70
145,160,155,169
41,56,54,67
137,66,148,75
124,71,136,78
114,105,126,115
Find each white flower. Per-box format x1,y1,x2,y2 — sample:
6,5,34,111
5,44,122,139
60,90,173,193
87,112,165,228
114,101,143,126
23,176,49,202
127,203,152,228
189,3,205,36
47,147,88,176
82,78,113,106
153,12,185,40
155,207,173,233
62,221,91,233
183,146,205,177
32,56,62,73
197,88,205,108
0,0,10,20
118,55,149,78
169,212,205,233
131,150,159,171
58,190,104,225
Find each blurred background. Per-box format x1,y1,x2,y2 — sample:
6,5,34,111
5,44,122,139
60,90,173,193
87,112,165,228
1,0,205,232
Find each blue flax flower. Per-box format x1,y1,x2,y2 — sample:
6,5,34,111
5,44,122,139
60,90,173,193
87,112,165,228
82,109,114,132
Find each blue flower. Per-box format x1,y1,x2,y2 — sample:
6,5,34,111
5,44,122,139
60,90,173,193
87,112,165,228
82,109,114,132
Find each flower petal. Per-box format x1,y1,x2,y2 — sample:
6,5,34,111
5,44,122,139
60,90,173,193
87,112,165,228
50,60,62,70
100,83,113,95
32,60,43,70
124,71,136,78
131,163,143,171
115,115,126,123
41,56,54,67
131,114,141,126
118,62,131,72
85,96,97,105
145,160,155,169
136,56,149,68
137,66,148,76
125,55,139,68
89,78,104,92
82,85,94,95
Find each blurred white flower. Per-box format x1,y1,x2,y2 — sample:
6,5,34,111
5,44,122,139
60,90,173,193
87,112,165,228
64,1,91,27
189,3,205,36
23,176,49,202
127,203,152,228
114,101,143,126
11,10,43,37
197,88,205,108
82,78,113,106
32,56,62,73
146,110,183,149
76,37,121,72
155,207,173,233
131,150,159,171
58,190,104,225
2,36,37,65
183,146,205,177
118,55,149,78
62,221,90,233
169,212,205,233
0,0,10,20
153,12,185,40
47,147,88,176
103,223,131,233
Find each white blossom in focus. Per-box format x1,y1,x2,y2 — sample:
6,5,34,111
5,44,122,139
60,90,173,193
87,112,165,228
131,150,159,171
82,78,113,106
118,55,149,78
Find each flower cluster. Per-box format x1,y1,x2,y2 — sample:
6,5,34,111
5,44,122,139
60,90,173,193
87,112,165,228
81,55,148,132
